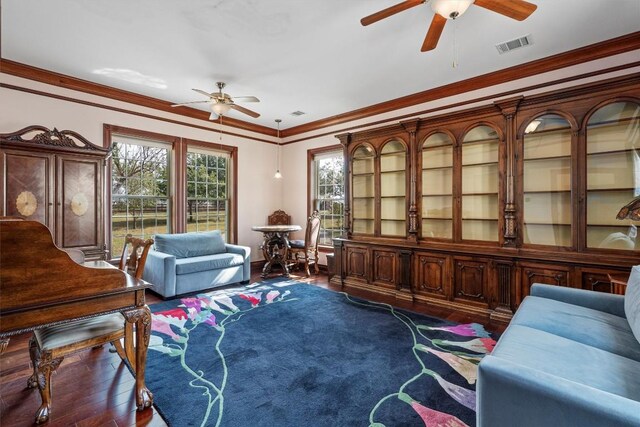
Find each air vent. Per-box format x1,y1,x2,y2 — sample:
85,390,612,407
290,110,306,116
495,34,533,54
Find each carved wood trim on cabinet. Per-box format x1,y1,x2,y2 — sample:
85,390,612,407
0,126,109,259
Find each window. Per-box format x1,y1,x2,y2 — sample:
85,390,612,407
186,148,230,237
310,146,344,246
111,135,170,256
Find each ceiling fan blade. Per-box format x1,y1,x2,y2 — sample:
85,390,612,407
192,88,214,97
421,13,447,52
171,100,210,107
229,104,260,118
231,96,260,103
361,0,424,26
474,0,537,21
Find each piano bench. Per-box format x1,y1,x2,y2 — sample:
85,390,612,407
28,313,126,424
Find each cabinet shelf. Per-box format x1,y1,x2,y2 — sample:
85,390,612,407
524,221,572,226
462,160,499,167
353,172,374,176
586,148,636,157
462,217,498,221
422,165,453,172
586,187,636,192
523,154,572,162
524,189,571,194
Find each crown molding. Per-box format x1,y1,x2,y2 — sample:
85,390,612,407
280,31,640,138
0,58,278,137
2,32,639,141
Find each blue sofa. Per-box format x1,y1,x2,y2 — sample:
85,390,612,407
142,231,250,298
478,265,640,427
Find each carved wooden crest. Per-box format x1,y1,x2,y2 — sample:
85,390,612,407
0,125,109,154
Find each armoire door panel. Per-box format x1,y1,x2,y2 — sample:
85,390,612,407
3,151,53,227
58,157,100,249
413,253,450,298
372,249,397,289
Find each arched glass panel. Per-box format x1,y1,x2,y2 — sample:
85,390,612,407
380,139,406,236
522,114,572,246
586,102,640,250
421,133,453,239
351,145,375,234
461,125,499,241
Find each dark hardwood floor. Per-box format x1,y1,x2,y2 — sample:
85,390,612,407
0,270,506,426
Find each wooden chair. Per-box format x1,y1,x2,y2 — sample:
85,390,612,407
268,209,291,225
27,235,153,424
288,210,321,277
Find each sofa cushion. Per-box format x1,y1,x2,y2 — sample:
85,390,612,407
512,295,640,362
154,231,226,259
175,253,245,275
625,265,640,344
492,324,640,401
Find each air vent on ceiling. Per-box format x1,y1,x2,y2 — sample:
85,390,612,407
290,110,306,116
495,34,533,54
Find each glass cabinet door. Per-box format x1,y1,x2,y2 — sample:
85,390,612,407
522,115,572,246
586,101,639,250
421,132,453,239
352,145,375,235
380,139,406,236
461,125,499,241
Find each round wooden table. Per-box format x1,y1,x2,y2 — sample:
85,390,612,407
252,224,302,278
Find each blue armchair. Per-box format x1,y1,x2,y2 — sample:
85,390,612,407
142,231,250,298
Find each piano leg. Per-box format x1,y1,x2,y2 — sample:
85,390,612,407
32,351,63,424
122,305,154,411
0,338,8,353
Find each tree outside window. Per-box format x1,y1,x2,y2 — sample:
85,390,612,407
313,151,344,246
186,150,229,238
111,139,170,257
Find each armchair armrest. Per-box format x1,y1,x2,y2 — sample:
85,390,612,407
225,244,251,282
478,356,640,427
530,283,626,318
142,249,177,298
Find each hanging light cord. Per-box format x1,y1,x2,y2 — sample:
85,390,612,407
452,18,458,69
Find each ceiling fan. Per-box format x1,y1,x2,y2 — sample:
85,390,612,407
361,0,537,52
171,82,260,119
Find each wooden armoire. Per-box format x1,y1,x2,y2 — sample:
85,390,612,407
331,74,640,322
0,126,109,260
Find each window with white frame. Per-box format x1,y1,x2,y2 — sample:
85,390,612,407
186,148,230,238
111,135,170,257
311,148,344,246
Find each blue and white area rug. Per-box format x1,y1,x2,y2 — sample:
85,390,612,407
146,279,497,426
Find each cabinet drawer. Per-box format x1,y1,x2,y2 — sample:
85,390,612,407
413,253,450,299
372,249,398,289
518,263,571,305
453,257,489,307
345,245,369,283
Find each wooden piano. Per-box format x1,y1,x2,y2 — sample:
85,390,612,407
0,218,153,418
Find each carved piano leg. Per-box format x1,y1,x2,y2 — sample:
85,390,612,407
33,352,63,424
123,306,154,411
0,338,9,353
27,335,39,389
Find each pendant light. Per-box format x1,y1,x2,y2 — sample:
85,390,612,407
274,119,282,179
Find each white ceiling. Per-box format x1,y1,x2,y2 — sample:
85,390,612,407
2,0,640,129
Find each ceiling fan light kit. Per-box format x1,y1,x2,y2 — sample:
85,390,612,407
431,0,474,20
171,81,260,120
361,0,537,52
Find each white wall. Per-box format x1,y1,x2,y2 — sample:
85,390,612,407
2,50,639,265
0,74,281,262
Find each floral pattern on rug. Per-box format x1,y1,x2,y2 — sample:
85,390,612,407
147,281,496,427
149,284,298,427
342,294,496,427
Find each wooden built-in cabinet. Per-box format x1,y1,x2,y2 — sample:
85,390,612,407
332,74,640,322
0,126,109,260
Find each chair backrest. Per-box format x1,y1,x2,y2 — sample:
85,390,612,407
305,211,322,251
268,210,291,225
118,234,154,279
